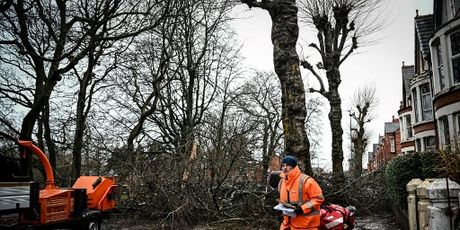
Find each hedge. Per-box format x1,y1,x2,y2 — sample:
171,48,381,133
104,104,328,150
384,151,440,209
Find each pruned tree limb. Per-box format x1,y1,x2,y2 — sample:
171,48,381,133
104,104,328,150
339,37,356,65
300,60,326,94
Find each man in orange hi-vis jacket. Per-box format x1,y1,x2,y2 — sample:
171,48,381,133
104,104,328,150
278,155,324,230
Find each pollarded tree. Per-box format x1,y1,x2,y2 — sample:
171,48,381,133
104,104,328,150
349,85,377,178
298,0,383,184
241,0,313,175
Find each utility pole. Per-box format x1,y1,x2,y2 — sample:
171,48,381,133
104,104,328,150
348,110,354,172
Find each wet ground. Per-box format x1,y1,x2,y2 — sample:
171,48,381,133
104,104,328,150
103,212,400,229
354,213,401,230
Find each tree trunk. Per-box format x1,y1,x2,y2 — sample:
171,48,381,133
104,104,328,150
19,87,53,176
72,66,94,180
352,125,365,178
327,69,344,184
352,137,364,178
43,104,57,170
268,0,312,175
71,79,88,180
262,120,270,181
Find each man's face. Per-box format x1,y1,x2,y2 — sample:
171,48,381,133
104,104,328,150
281,163,293,174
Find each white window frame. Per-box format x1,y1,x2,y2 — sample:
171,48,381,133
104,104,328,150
389,136,395,153
412,88,419,123
425,136,436,151
420,83,433,121
454,112,460,139
399,120,405,140
416,139,422,152
450,30,460,84
450,0,460,20
406,115,413,138
439,116,451,148
436,42,447,90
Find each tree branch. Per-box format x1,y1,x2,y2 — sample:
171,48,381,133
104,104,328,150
300,60,325,94
0,0,13,13
0,117,20,136
241,0,270,10
309,43,324,59
339,39,355,65
0,131,18,144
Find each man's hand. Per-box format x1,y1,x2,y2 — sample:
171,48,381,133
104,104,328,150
292,204,304,215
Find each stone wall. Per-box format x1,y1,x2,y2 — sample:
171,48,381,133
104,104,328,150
406,178,459,230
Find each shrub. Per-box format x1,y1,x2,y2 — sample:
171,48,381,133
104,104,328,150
437,143,460,184
385,152,440,209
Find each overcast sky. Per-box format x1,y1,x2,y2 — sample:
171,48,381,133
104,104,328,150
229,0,433,171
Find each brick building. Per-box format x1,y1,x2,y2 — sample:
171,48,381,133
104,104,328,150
368,1,460,172
368,118,401,171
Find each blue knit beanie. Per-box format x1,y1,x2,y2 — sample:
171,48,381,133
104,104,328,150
281,155,297,168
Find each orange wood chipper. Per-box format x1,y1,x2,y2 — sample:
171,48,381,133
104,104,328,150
0,140,117,229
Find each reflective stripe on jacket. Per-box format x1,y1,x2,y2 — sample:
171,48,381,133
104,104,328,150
279,166,324,230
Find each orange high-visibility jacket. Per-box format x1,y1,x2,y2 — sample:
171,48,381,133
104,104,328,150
278,166,324,230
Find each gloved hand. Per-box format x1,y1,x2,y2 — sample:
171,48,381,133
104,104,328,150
292,203,304,215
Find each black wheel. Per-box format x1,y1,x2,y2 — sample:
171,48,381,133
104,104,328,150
74,218,100,230
86,219,100,230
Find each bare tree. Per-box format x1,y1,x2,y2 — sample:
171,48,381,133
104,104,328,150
98,2,247,219
241,0,313,175
68,0,175,179
148,0,237,184
305,95,324,165
0,0,169,177
0,67,23,142
199,108,259,213
298,0,383,184
349,85,377,178
196,68,256,212
235,72,324,178
104,4,181,181
236,71,283,180
107,1,179,157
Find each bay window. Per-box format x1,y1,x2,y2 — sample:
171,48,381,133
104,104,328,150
450,30,460,84
439,116,450,147
436,43,446,89
420,83,433,121
412,88,419,122
406,115,413,138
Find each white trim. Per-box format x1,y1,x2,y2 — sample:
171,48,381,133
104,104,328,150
401,146,415,154
430,18,460,94
414,130,436,139
435,101,460,118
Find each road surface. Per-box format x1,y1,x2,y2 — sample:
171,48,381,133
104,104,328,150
104,212,401,229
